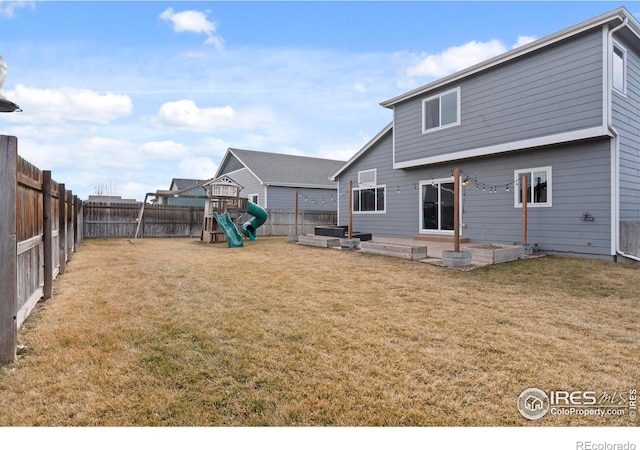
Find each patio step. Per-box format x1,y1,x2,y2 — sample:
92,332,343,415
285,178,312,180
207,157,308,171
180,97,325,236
413,235,470,243
360,241,427,261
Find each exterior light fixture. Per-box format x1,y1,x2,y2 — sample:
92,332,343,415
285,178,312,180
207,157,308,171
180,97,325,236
0,55,22,113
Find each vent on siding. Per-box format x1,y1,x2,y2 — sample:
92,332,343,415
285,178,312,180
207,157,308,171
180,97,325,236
358,169,376,188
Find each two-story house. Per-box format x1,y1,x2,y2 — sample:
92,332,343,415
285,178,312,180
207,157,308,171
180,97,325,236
332,7,640,261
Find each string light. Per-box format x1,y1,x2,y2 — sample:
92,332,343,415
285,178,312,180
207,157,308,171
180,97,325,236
335,170,521,203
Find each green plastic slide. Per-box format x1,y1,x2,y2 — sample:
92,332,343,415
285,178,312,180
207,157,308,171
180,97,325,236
241,201,268,241
213,211,244,248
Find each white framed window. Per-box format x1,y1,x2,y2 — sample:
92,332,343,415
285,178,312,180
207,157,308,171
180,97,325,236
422,87,461,133
248,193,259,204
514,167,552,208
353,185,385,213
613,42,627,95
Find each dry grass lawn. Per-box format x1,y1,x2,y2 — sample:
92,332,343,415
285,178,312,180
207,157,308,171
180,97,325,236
0,237,638,426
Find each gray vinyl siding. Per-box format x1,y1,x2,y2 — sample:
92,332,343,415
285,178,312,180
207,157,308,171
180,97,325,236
220,154,245,174
220,168,265,206
338,129,428,238
338,133,612,257
612,36,640,221
266,186,338,211
459,139,612,256
394,28,605,165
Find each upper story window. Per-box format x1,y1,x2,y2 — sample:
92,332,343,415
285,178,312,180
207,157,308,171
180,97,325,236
514,167,552,208
613,42,626,95
422,87,460,133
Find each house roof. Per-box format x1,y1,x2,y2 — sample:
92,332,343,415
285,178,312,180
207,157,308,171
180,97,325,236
215,148,345,189
170,178,207,191
157,178,211,198
330,122,393,180
380,7,640,108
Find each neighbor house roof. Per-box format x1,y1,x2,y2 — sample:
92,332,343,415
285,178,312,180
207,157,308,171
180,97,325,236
215,148,345,189
380,7,640,108
156,178,211,200
169,178,207,191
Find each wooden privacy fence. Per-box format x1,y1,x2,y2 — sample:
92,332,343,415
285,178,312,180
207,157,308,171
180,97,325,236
260,209,337,236
82,204,337,239
1,135,82,365
83,202,204,238
620,221,640,258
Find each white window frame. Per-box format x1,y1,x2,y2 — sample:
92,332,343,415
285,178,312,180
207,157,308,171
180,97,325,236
248,193,259,204
352,172,386,215
514,166,552,208
612,41,627,96
422,87,461,134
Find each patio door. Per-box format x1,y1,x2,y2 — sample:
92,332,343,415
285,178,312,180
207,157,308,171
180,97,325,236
420,179,455,233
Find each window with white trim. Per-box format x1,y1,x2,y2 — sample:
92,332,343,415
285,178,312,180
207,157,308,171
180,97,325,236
613,42,626,94
514,167,552,208
353,169,385,213
422,87,460,133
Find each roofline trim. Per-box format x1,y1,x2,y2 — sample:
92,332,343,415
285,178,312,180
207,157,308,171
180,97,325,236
380,7,636,108
264,182,338,189
393,126,610,169
330,122,393,180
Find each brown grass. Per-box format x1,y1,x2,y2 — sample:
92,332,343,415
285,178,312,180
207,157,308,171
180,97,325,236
0,237,638,426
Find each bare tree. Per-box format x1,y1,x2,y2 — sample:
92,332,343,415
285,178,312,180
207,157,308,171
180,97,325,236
93,181,118,196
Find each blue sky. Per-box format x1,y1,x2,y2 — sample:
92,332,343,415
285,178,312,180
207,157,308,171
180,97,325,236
0,1,634,200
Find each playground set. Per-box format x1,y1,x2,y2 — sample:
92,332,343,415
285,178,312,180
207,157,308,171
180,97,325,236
130,175,268,248
201,175,268,247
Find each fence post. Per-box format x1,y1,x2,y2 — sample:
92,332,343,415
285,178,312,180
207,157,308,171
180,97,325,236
72,195,79,252
58,183,66,275
0,135,18,365
66,190,73,262
43,170,53,300
74,199,81,247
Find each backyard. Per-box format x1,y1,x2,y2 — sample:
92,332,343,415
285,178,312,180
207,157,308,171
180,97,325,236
0,237,637,426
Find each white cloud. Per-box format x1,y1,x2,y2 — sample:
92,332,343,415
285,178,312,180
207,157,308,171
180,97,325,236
398,36,540,89
159,7,224,50
82,136,137,168
513,35,537,49
153,99,274,132
353,81,367,93
177,157,218,179
405,39,507,80
7,85,132,124
0,1,34,18
141,140,189,160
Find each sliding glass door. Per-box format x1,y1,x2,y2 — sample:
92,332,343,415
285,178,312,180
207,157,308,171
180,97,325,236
420,179,455,233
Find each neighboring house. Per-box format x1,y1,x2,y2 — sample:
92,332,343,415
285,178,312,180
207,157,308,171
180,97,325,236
332,7,640,261
215,148,345,211
86,195,137,204
153,178,209,207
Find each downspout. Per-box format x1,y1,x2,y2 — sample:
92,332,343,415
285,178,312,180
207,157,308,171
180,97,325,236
606,17,640,261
